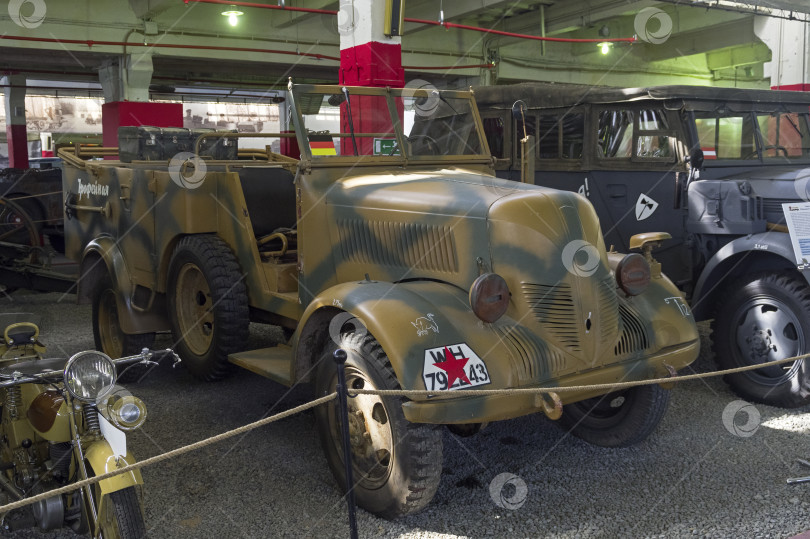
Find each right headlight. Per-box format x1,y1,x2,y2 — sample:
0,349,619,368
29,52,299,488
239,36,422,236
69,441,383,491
103,394,147,431
64,351,117,403
616,253,651,296
469,273,511,323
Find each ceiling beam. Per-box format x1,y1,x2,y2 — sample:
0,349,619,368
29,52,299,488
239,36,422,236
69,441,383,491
403,0,541,36
128,0,177,19
273,0,338,29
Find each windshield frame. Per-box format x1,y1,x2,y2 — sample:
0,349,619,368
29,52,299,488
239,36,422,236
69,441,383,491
287,83,492,167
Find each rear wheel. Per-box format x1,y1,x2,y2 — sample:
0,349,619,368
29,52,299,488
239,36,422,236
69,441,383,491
92,277,155,383
712,272,810,408
314,331,443,519
558,384,671,447
167,235,249,381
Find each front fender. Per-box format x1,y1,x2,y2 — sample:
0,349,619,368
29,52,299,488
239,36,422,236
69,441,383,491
692,231,807,319
80,236,169,334
294,280,520,394
83,440,143,495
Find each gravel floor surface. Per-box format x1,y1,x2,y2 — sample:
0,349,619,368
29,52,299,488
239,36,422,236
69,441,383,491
2,291,809,538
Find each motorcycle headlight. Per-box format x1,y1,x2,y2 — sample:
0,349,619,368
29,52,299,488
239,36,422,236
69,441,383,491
64,351,117,403
616,253,651,296
104,395,147,431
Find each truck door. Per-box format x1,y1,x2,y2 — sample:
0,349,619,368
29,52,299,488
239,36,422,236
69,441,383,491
587,107,691,285
115,167,158,291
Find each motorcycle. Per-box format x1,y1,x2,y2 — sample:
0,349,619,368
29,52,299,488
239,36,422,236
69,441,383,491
0,313,178,537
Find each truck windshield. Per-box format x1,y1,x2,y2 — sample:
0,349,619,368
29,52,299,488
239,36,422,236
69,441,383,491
693,110,810,162
290,85,488,161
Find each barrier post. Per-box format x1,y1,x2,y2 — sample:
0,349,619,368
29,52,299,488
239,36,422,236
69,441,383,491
333,348,359,539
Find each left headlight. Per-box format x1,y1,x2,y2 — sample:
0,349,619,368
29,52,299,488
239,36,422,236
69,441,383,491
64,351,117,403
470,273,511,323
616,253,651,296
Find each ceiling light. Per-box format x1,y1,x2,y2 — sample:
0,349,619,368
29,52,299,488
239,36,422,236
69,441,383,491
221,6,244,26
598,42,612,55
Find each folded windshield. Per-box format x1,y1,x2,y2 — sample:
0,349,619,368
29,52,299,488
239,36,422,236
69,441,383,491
290,85,488,161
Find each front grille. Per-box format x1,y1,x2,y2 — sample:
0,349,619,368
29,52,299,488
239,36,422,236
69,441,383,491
522,282,580,352
494,324,564,379
614,303,650,356
337,219,458,273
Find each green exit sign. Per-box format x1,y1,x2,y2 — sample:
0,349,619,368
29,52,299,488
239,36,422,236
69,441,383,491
374,138,398,155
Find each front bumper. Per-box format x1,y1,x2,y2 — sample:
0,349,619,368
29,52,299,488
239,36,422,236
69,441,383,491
402,338,700,424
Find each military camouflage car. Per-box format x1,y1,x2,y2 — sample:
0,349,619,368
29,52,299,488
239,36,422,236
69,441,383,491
475,83,810,408
62,83,699,518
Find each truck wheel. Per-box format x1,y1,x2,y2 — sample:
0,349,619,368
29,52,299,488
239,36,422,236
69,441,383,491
314,331,443,519
93,277,155,383
167,235,249,381
557,385,670,447
712,272,810,408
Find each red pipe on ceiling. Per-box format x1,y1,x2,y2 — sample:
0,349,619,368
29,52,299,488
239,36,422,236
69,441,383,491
184,0,636,43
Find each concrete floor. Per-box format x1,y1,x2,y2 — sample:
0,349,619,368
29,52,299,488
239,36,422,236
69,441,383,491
2,290,809,538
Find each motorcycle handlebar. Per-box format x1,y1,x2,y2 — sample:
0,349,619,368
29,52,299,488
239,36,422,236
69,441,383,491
0,348,181,387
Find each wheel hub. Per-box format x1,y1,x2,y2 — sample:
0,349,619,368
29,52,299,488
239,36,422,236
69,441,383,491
747,328,776,359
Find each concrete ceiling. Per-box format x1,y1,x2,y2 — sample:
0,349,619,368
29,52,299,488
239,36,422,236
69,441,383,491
0,0,802,97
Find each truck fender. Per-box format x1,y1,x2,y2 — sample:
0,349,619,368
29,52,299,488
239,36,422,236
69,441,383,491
691,232,806,319
79,237,169,334
83,440,143,495
292,280,514,392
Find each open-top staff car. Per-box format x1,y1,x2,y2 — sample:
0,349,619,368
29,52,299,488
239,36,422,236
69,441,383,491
475,83,810,408
61,82,699,518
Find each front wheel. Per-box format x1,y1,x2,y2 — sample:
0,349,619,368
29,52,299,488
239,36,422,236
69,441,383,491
557,384,671,448
314,331,443,519
92,277,155,383
95,487,146,539
712,272,810,408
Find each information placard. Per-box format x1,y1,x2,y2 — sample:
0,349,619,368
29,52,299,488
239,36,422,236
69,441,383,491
782,202,810,264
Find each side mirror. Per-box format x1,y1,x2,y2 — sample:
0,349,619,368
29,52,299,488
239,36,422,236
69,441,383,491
688,147,704,170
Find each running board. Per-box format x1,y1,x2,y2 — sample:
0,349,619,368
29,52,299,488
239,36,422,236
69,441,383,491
229,345,293,386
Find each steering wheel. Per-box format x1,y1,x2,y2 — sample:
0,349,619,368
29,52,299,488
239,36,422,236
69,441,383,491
743,145,789,159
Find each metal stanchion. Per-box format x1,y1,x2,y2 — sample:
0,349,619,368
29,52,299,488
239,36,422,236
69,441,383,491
787,459,810,485
333,348,359,539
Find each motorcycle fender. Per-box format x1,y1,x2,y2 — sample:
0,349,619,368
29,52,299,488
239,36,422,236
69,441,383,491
692,231,807,319
83,440,143,495
79,236,169,334
294,280,518,393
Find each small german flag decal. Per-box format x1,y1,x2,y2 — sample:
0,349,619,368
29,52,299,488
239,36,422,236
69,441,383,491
310,134,337,156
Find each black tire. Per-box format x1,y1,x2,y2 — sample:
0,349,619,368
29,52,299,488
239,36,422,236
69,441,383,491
95,487,147,538
167,235,249,381
314,331,443,519
712,272,810,408
558,384,671,448
47,233,65,253
92,276,155,383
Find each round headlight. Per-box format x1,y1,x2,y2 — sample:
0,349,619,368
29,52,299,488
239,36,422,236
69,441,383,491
469,273,511,323
616,253,651,296
104,395,147,431
64,351,117,403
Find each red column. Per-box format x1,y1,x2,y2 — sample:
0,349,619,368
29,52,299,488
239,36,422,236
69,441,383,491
338,0,404,155
3,75,28,169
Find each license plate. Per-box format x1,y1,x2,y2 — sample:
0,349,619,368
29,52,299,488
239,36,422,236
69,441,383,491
422,343,490,391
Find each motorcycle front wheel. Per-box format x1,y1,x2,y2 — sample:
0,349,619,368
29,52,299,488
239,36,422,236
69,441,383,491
90,484,146,539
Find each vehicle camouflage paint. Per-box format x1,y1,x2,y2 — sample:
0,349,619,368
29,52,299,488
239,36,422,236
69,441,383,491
474,83,810,408
61,82,699,518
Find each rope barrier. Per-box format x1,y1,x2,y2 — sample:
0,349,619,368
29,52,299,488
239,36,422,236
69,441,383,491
349,354,810,398
0,393,336,515
1,351,808,515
